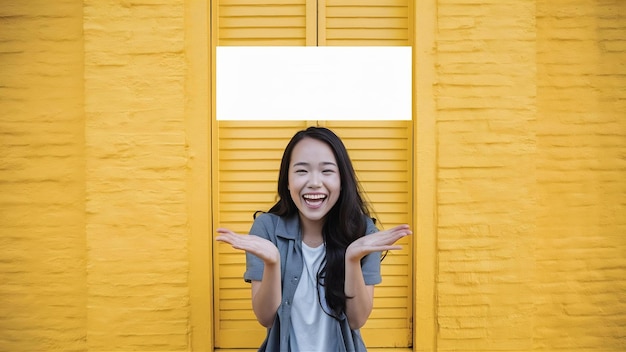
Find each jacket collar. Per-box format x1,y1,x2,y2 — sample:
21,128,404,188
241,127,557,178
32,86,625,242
275,214,300,240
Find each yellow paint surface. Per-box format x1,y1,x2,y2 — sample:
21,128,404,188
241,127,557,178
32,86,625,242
0,0,624,351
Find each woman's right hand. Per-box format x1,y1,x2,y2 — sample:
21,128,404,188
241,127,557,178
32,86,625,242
216,228,280,265
216,228,282,327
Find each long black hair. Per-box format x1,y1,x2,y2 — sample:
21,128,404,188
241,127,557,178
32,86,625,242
266,126,372,319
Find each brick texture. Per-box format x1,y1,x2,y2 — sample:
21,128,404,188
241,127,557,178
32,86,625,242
83,0,190,350
436,0,537,350
534,1,626,350
435,0,625,351
0,1,87,351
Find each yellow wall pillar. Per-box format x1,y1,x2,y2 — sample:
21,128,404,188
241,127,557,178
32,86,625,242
435,0,537,350
83,0,192,350
534,1,626,350
0,1,87,350
414,0,438,350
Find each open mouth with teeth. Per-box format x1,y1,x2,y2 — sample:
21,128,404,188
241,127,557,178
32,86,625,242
302,193,327,207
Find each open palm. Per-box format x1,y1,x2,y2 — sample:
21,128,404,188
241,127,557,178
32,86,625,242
216,228,280,264
345,224,412,263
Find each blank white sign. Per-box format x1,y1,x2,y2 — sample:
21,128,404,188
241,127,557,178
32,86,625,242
216,46,412,121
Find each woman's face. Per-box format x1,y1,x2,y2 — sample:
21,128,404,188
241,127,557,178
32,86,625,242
288,137,341,225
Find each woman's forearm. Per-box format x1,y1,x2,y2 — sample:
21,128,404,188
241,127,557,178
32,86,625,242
251,262,282,327
344,258,374,330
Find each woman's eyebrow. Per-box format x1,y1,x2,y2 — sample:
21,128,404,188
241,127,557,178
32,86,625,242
292,161,310,167
292,161,337,167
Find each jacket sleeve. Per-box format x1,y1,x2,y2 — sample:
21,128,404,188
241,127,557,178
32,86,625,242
361,216,382,285
243,213,273,283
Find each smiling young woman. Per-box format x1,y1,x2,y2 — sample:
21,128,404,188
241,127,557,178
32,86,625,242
216,127,411,351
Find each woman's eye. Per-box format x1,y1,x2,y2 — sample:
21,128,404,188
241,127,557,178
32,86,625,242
322,169,335,174
295,169,307,174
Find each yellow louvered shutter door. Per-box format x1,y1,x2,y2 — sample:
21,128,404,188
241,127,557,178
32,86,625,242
214,121,309,348
325,121,413,347
218,0,309,45
213,0,413,349
320,0,413,347
320,0,411,46
214,0,310,347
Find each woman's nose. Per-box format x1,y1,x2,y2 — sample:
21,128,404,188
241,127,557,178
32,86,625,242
308,172,322,187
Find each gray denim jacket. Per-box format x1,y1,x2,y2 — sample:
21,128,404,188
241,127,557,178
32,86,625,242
244,213,381,352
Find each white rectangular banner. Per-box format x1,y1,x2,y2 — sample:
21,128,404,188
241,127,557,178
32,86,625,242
216,46,412,121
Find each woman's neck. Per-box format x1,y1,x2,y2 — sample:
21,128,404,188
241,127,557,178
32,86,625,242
299,216,324,247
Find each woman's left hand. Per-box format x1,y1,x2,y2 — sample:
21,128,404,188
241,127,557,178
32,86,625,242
345,224,412,263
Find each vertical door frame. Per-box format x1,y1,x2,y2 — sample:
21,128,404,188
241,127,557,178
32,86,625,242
413,0,438,351
186,0,213,350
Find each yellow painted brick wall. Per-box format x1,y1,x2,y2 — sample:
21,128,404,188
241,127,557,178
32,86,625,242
0,1,87,351
1,0,625,351
534,1,626,350
0,1,207,351
435,0,625,351
435,0,537,350
83,0,191,350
